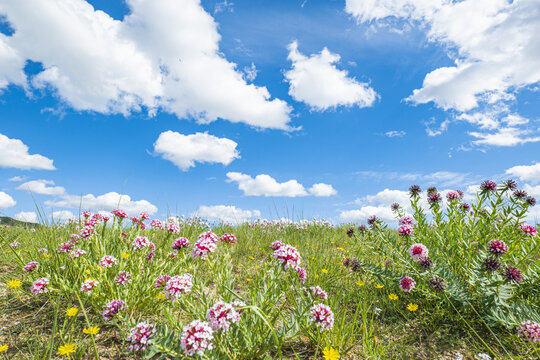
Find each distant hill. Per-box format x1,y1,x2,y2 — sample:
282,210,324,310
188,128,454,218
0,216,40,228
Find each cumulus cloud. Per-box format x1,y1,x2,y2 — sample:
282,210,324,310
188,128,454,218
506,163,540,183
14,211,38,223
284,41,377,110
8,176,26,182
51,210,75,221
309,183,337,197
339,205,396,224
0,133,55,170
226,172,308,197
0,191,16,208
154,131,240,171
194,205,260,224
17,179,66,195
346,0,540,145
0,0,292,130
45,191,157,215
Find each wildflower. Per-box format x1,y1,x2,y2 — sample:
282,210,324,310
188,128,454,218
167,223,180,234
140,211,150,220
83,326,100,335
409,184,421,196
346,227,354,237
66,308,78,317
57,241,73,253
488,239,508,256
198,231,220,243
206,301,242,332
427,192,442,205
172,237,190,251
480,180,497,193
131,236,155,251
357,224,367,232
409,243,429,261
156,294,166,300
323,346,340,360
150,219,163,229
0,344,7,353
8,279,22,288
98,255,118,268
418,256,433,270
399,216,414,226
23,261,39,272
520,223,537,237
482,257,501,272
474,353,492,360
127,321,156,351
180,320,214,356
121,253,129,259
399,276,416,292
310,303,334,331
30,277,50,295
310,286,328,300
80,279,99,294
164,274,193,300
367,215,379,227
350,258,362,272
375,284,384,289
373,307,382,315
192,236,218,260
459,203,471,211
391,202,400,211
407,303,419,312
114,271,132,286
446,191,461,201
220,233,238,244
398,224,414,236
356,281,365,287
343,257,350,267
513,189,527,200
427,186,437,194
295,266,307,284
388,293,398,301
269,240,284,250
10,241,20,248
79,225,95,239
517,320,540,343
321,269,328,274
102,299,125,320
272,244,302,270
526,196,536,206
69,249,87,259
112,209,127,218
428,276,447,292
154,275,171,288
57,343,76,356
505,266,523,283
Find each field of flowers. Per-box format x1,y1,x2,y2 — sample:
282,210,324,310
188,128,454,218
0,181,539,359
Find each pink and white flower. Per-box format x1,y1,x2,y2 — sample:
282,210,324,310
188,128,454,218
140,212,150,220
206,301,242,332
112,209,127,218
399,276,416,292
408,243,429,261
150,219,163,229
269,240,284,250
310,303,334,331
102,299,126,320
271,244,301,270
520,223,537,237
80,279,99,294
220,233,237,244
192,237,217,260
23,261,39,272
131,236,155,251
198,231,219,243
295,266,307,284
57,241,73,253
69,249,87,259
154,275,171,288
399,216,414,226
30,277,49,295
167,223,180,234
172,237,190,251
398,224,414,236
127,321,156,351
164,274,193,300
99,255,118,268
114,271,132,286
310,286,328,300
518,320,540,343
180,320,214,356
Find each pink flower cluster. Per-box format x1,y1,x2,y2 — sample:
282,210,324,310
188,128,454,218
310,286,328,300
520,223,537,237
409,243,429,261
206,300,244,332
23,261,39,272
399,216,414,226
269,240,285,251
99,255,118,268
127,321,156,351
172,237,190,251
150,219,163,229
10,241,20,248
399,276,416,292
398,224,414,236
57,241,73,253
310,303,334,331
140,212,150,220
80,279,99,294
131,236,155,251
180,320,214,356
112,209,127,218
70,249,87,259
192,232,218,260
102,299,126,320
518,320,540,343
167,223,180,234
164,274,193,300
79,225,96,239
220,233,237,245
488,239,508,256
446,191,462,201
272,244,302,270
154,275,171,288
82,211,92,218
295,266,307,284
30,277,50,295
115,271,132,286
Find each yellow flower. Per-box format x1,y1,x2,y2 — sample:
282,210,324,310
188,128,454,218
83,326,100,335
375,284,384,289
323,346,340,360
0,344,8,353
373,336,378,342
57,343,77,356
407,303,419,312
321,269,328,274
315,274,319,279
84,270,91,275
43,254,51,259
337,247,345,251
246,278,252,282
156,294,166,300
8,280,22,288
66,308,79,317
388,293,398,301
249,256,255,260
121,253,129,259
311,257,315,260
356,281,365,287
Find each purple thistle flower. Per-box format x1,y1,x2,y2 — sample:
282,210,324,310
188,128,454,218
505,266,523,283
480,180,497,193
409,184,421,196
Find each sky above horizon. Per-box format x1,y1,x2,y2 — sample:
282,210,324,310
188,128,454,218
0,0,539,225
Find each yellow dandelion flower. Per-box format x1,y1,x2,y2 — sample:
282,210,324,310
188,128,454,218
121,253,129,259
84,270,91,275
375,284,384,289
156,294,166,300
83,326,100,335
312,257,315,260
0,344,8,353
356,281,365,287
249,256,255,260
57,343,77,356
246,278,253,282
373,336,378,342
321,269,328,274
323,346,340,360
8,280,22,288
407,303,419,312
388,293,398,301
43,254,51,259
66,308,78,317
315,274,319,279
337,247,345,251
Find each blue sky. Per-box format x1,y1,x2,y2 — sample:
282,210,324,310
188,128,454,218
0,0,539,225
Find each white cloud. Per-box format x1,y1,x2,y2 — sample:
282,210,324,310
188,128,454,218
0,191,16,208
243,63,258,82
0,0,292,130
194,205,260,224
226,172,308,197
14,211,37,223
0,133,55,170
8,175,26,182
339,206,396,224
154,131,239,171
506,163,540,183
469,127,540,147
17,179,66,195
51,210,75,221
309,183,337,197
284,41,377,110
385,130,406,138
45,191,157,215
